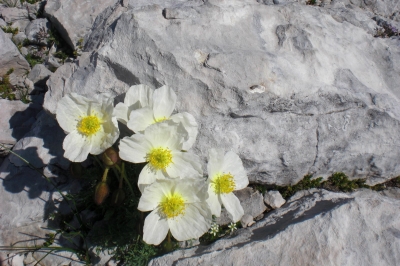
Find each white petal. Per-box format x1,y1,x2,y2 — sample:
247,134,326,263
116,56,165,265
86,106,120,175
138,180,172,211
206,185,222,217
138,164,166,188
220,193,244,222
63,131,91,162
221,151,248,190
56,93,89,132
89,118,120,155
170,112,198,150
166,152,203,179
124,84,154,108
119,134,152,163
152,85,176,120
207,148,225,178
145,122,184,150
142,209,169,245
127,107,155,133
113,102,129,125
174,179,207,204
168,203,211,241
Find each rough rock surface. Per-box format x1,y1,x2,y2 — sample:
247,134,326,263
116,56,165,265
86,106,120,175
43,0,400,186
0,99,41,146
8,110,69,169
149,189,400,266
0,159,83,266
216,187,267,225
44,0,120,50
0,29,30,76
264,190,286,209
25,18,51,45
27,63,52,86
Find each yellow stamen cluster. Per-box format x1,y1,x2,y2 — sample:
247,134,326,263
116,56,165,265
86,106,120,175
211,173,236,194
160,193,185,218
154,116,168,123
146,147,173,170
77,115,101,136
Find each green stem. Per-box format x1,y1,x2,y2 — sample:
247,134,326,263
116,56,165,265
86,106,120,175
101,167,109,182
116,162,135,196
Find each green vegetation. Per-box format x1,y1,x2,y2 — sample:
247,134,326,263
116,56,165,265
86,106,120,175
306,0,317,5
0,68,16,101
1,26,19,36
266,172,400,200
25,53,44,67
37,155,163,265
0,0,20,7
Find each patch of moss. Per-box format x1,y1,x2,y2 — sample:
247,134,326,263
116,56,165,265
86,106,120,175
275,175,323,199
1,26,18,36
321,172,367,192
0,68,16,100
25,53,44,67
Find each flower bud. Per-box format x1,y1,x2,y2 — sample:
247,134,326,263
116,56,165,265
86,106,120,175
94,181,109,205
111,188,126,206
102,147,120,167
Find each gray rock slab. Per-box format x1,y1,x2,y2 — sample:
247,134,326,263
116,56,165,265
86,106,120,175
43,1,400,186
27,63,52,86
264,190,286,209
12,31,26,45
0,6,28,24
0,158,84,266
149,189,400,265
216,187,267,225
0,29,30,76
0,18,6,27
8,110,69,169
44,0,119,50
25,18,51,45
0,99,41,145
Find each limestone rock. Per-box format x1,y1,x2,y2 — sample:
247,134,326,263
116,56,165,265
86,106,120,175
44,0,120,50
11,31,26,45
264,190,286,209
8,110,69,169
0,29,30,76
0,6,28,24
240,214,256,228
27,63,52,86
216,187,267,225
0,99,41,146
149,189,400,265
42,1,400,186
0,18,6,27
25,18,51,45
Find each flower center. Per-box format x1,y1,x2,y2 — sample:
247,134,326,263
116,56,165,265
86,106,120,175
77,115,101,136
154,116,168,123
146,147,173,170
211,173,235,194
160,193,185,218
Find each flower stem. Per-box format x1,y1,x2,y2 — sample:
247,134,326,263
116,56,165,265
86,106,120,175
101,167,109,182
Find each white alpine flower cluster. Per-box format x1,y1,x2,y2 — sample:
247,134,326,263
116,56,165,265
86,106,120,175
56,85,249,245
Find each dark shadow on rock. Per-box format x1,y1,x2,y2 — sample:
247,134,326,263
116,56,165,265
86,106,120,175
8,103,42,142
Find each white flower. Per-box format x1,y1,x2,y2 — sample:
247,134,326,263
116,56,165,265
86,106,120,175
206,149,249,222
209,222,219,236
228,222,237,233
56,93,119,162
138,179,212,245
114,84,198,150
118,122,202,190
